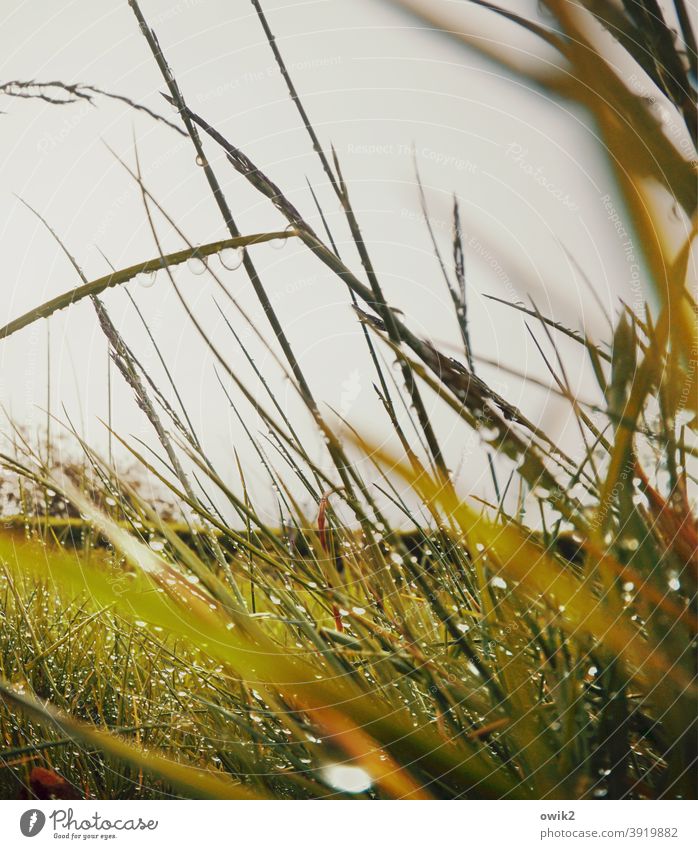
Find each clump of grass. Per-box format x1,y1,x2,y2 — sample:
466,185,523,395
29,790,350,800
0,0,695,799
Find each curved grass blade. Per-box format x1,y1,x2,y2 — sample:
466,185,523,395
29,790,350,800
0,230,296,341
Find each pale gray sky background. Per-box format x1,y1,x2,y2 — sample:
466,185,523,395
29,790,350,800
0,0,667,519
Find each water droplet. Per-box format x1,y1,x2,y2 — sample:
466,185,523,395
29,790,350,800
219,246,244,270
136,270,157,288
668,575,681,591
271,223,295,250
351,606,366,616
187,255,207,275
195,154,206,167
593,787,608,798
490,576,507,590
321,764,372,794
457,623,470,633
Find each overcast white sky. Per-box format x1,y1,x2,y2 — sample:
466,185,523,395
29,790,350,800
0,0,667,519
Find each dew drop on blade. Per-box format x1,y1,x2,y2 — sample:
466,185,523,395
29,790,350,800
271,224,294,250
219,246,244,270
480,424,499,441
137,270,157,288
187,255,207,275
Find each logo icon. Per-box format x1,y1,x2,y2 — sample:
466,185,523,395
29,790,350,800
20,809,46,837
